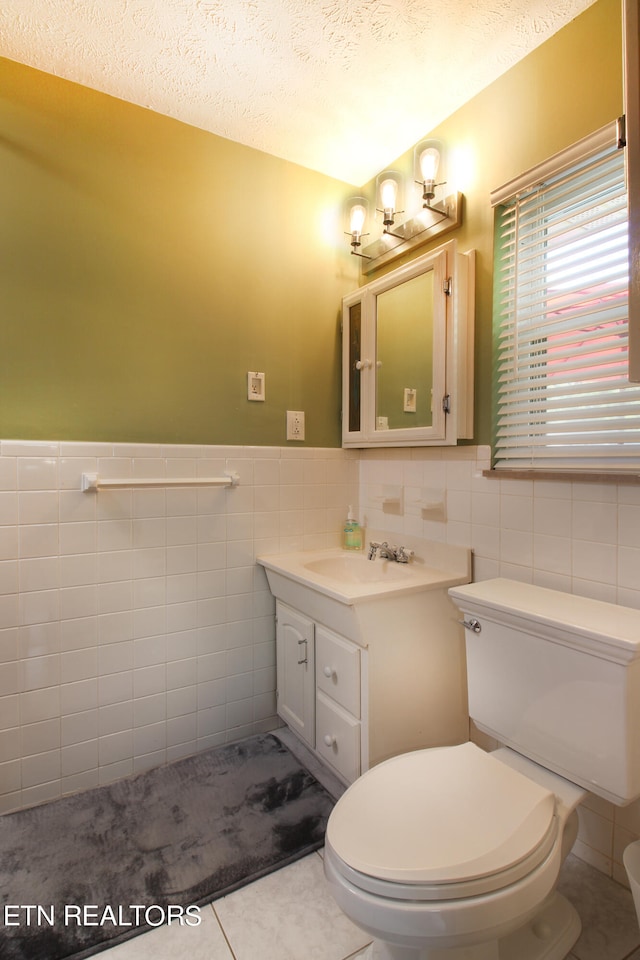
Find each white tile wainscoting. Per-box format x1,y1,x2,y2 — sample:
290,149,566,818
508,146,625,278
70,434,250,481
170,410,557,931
0,441,358,814
2,439,640,887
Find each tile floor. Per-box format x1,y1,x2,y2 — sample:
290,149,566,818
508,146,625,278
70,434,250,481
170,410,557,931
83,731,640,960
94,847,640,960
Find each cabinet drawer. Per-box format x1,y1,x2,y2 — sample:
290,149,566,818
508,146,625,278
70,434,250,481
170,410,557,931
316,626,361,717
316,691,360,783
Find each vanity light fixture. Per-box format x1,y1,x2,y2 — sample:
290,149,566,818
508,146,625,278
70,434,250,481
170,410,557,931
345,197,373,259
344,141,463,273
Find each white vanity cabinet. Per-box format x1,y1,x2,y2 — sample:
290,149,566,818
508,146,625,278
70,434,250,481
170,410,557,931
276,602,363,782
275,588,469,786
262,538,472,786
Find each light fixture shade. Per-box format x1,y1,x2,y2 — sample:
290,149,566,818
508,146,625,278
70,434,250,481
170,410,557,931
344,195,371,254
379,178,398,209
349,200,368,234
375,170,404,227
414,139,445,206
419,146,440,182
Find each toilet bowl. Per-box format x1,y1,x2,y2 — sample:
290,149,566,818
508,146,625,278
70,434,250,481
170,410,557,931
325,742,584,960
323,579,640,960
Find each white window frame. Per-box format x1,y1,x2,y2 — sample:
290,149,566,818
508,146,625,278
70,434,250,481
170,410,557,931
624,0,640,382
491,121,640,473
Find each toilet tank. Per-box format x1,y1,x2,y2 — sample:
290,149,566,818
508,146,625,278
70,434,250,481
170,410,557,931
449,579,640,805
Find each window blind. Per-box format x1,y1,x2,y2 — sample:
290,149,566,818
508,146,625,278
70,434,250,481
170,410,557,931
493,125,640,470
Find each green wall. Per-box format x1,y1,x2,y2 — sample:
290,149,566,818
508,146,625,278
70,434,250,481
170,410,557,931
0,0,623,447
359,0,623,445
0,57,358,445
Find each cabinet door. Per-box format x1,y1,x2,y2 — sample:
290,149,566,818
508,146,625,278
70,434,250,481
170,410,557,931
275,602,315,747
341,289,375,446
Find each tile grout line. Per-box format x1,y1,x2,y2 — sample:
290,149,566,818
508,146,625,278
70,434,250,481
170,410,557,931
209,901,239,960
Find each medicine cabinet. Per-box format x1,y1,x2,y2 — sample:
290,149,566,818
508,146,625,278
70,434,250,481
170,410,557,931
342,239,475,447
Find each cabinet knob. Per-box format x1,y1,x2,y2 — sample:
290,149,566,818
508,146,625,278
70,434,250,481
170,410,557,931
323,734,337,748
323,666,335,678
355,359,372,370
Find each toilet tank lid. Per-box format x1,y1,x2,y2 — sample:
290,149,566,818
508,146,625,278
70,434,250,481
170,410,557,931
449,579,640,664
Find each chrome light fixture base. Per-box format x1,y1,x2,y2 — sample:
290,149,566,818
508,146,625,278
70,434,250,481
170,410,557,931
360,192,462,274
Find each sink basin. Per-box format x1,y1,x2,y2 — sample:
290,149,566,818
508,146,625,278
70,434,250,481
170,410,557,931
303,554,411,583
257,537,471,650
258,541,471,607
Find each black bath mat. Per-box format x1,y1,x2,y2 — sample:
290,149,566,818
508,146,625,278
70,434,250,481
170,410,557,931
0,732,334,960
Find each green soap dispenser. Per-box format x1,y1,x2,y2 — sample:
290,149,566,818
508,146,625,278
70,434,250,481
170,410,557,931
343,506,362,551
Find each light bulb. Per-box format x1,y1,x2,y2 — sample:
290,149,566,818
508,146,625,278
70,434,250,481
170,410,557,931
380,179,398,211
419,147,440,182
349,203,367,234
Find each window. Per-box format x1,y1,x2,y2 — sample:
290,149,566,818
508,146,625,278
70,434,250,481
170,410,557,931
492,122,640,471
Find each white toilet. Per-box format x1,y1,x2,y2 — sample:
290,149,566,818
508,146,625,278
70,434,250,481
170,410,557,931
324,578,640,960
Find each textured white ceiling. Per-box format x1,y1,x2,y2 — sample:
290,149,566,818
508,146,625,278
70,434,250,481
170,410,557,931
0,0,596,184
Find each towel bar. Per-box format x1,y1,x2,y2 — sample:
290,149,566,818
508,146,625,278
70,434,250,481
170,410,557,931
81,472,239,491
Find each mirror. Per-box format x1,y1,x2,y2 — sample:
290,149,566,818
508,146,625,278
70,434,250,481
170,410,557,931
347,301,362,433
342,239,474,448
376,271,435,430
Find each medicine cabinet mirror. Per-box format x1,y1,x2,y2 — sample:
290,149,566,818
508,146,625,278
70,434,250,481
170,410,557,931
342,239,475,447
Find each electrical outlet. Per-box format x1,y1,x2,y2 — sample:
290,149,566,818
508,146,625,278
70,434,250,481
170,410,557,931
403,387,417,413
247,371,265,401
286,410,305,441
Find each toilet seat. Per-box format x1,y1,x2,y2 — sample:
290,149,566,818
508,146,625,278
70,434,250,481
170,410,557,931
326,742,559,900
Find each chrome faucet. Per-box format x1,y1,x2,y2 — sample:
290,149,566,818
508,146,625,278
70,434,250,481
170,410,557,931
367,541,382,560
367,541,414,563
